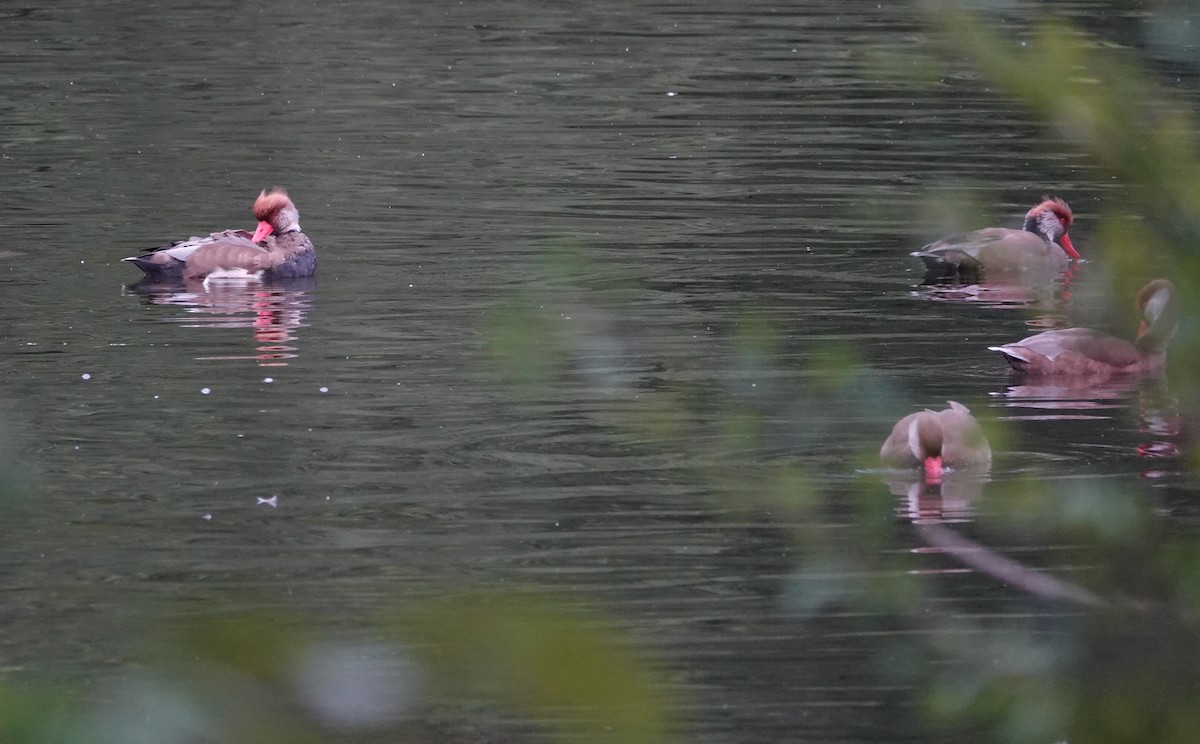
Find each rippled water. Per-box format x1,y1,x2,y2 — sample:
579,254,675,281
1,1,1196,741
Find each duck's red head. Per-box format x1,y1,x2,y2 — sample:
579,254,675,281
251,187,294,243
1027,196,1079,259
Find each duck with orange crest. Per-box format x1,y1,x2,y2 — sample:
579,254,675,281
912,197,1080,281
123,187,315,282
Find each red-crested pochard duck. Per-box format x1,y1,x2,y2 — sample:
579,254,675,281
990,279,1178,377
123,188,315,282
912,197,1079,280
880,401,992,482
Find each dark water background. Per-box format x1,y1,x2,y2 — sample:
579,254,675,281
1,1,1196,741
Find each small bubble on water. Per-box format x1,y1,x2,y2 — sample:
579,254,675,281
201,387,211,395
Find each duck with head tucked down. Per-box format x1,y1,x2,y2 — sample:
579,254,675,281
123,187,315,282
880,401,992,483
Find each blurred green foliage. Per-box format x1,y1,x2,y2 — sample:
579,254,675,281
407,590,678,744
0,595,675,744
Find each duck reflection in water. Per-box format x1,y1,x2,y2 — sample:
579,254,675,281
996,377,1187,479
125,276,316,367
884,471,987,525
914,261,1078,318
1136,385,1186,471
